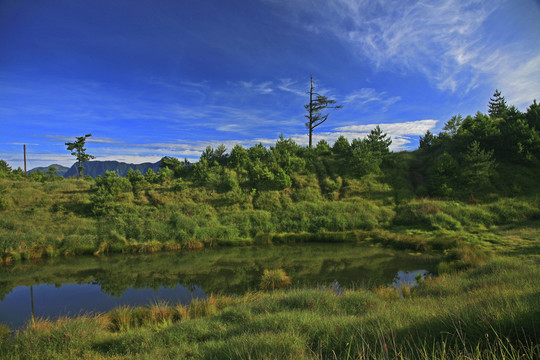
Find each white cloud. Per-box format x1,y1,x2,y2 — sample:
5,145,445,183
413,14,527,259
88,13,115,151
343,88,401,110
205,119,437,153
238,81,274,94
9,118,436,169
277,78,306,97
335,120,437,137
286,0,539,106
492,54,540,107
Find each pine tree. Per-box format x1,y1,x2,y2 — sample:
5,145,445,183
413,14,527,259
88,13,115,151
304,75,342,147
488,89,507,118
419,130,435,149
65,134,95,178
462,140,496,191
365,125,392,154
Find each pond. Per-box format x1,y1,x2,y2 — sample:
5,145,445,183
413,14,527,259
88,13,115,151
0,244,437,328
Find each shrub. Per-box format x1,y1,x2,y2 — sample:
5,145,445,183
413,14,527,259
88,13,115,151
0,194,11,211
0,324,10,341
291,186,322,202
144,168,159,184
375,285,400,300
253,191,282,212
274,168,292,189
172,178,187,192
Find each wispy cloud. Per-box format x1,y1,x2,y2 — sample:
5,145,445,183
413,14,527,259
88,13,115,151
276,78,306,97
343,88,401,110
44,135,121,144
282,0,539,106
489,54,540,107
237,81,274,94
331,0,494,90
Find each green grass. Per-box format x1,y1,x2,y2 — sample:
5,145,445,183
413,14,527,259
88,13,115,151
1,255,538,359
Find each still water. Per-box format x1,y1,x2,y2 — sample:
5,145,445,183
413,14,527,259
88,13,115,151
0,244,436,328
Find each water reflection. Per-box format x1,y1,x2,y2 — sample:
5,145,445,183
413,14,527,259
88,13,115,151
1,283,206,329
392,270,430,288
0,244,437,328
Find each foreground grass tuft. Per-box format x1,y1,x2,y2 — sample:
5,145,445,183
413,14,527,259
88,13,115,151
260,269,292,290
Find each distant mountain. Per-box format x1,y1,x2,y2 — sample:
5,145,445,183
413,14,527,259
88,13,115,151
64,160,163,178
28,164,70,177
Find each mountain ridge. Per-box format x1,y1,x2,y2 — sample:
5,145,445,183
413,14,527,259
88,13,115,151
30,159,165,178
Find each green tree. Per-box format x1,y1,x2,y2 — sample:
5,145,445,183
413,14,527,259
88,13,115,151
462,141,496,192
315,139,331,155
0,160,12,178
305,75,342,147
332,135,350,156
525,99,540,130
200,145,228,166
443,115,463,137
143,168,159,184
92,171,132,215
229,144,249,170
365,125,392,154
350,139,381,176
46,165,58,177
65,134,95,178
459,112,500,152
126,168,149,194
419,130,435,150
428,152,459,197
248,143,269,162
193,158,210,184
488,89,507,118
160,156,185,178
270,135,305,174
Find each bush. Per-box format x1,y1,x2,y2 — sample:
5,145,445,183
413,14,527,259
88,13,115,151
144,168,159,184
0,194,11,211
274,168,292,189
253,191,282,212
172,178,187,192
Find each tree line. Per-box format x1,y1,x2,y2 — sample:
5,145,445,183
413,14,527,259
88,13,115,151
417,90,540,198
2,87,539,203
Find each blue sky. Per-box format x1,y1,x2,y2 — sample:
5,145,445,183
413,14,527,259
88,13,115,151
1,0,539,169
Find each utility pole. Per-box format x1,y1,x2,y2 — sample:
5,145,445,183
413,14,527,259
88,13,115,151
24,144,27,181
30,285,35,325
